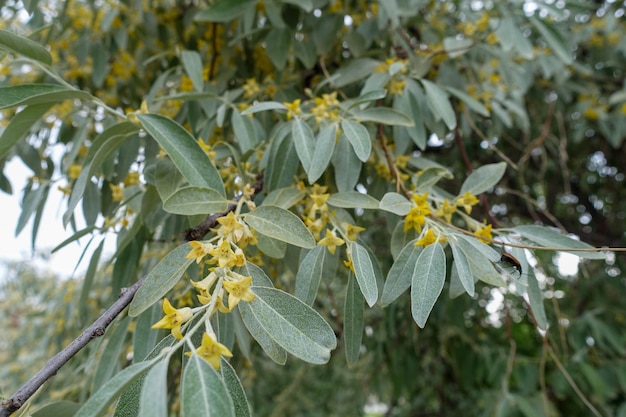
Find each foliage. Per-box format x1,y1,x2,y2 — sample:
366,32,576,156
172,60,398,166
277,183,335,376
1,0,625,416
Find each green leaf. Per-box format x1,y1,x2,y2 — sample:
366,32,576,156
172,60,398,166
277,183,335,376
265,27,292,70
295,246,326,306
528,16,572,64
79,240,105,320
265,122,298,191
182,355,235,417
244,205,315,248
256,234,287,259
495,17,534,59
411,243,446,328
444,86,490,117
241,101,287,115
331,135,361,192
0,84,93,109
92,317,131,392
308,124,336,183
459,162,507,196
0,29,52,65
526,270,548,330
128,244,195,317
136,113,224,195
292,118,315,174
31,402,80,417
51,226,96,253
420,79,456,130
414,166,453,192
340,119,371,162
379,192,412,216
513,225,605,259
246,287,337,364
345,90,387,110
181,50,204,91
220,360,252,417
332,58,380,88
380,239,421,306
454,234,501,263
0,103,52,159
327,192,379,209
64,122,141,225
350,242,378,307
74,360,155,417
194,0,256,22
262,187,306,209
442,36,473,58
231,110,258,153
162,186,230,215
138,358,169,417
238,302,288,364
351,107,414,126
344,273,364,366
449,238,474,296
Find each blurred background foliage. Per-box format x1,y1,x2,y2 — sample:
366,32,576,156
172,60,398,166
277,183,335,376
1,0,625,416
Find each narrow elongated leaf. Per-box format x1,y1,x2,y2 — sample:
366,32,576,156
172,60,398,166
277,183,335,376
220,360,251,417
246,287,337,364
350,242,378,307
238,301,288,364
295,246,326,306
262,187,306,209
352,107,413,126
129,244,195,317
344,273,364,366
0,29,52,65
308,124,336,183
32,402,80,417
74,360,155,417
244,205,315,248
341,119,371,162
162,186,230,215
231,110,258,153
291,118,315,173
92,317,131,392
241,101,287,115
331,135,361,192
181,50,204,91
455,234,500,262
411,243,446,328
526,270,548,330
136,114,224,195
0,84,93,109
379,192,412,216
459,162,506,196
514,225,605,259
444,86,490,117
194,0,255,22
380,239,421,306
265,123,298,191
420,79,456,130
79,240,105,319
449,239,474,296
0,103,52,159
327,192,379,209
528,16,572,64
138,358,169,417
265,27,292,70
182,355,235,417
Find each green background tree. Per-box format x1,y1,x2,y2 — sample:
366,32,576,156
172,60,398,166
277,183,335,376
1,0,625,416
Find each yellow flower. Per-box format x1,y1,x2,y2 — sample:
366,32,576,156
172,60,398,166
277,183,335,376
343,258,355,273
208,239,237,267
68,163,82,180
474,224,493,244
456,192,479,214
198,138,217,159
124,171,140,186
284,99,302,120
310,193,330,212
191,271,218,298
216,212,244,239
222,276,255,309
414,228,444,247
188,333,233,370
318,229,345,255
344,223,366,242
435,199,457,223
110,184,124,202
242,78,261,98
151,298,193,340
186,241,215,264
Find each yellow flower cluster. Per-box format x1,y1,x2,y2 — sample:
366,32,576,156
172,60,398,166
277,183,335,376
310,92,341,124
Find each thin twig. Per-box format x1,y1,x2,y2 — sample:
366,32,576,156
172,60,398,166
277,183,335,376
0,276,146,417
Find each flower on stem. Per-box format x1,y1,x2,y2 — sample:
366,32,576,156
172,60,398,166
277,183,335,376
404,204,431,233
414,228,446,247
343,223,366,242
186,241,215,264
110,184,124,202
456,192,479,214
188,332,233,370
317,229,345,255
283,99,302,120
436,199,457,223
151,298,193,340
215,212,244,240
222,275,255,309
208,239,237,267
474,224,493,244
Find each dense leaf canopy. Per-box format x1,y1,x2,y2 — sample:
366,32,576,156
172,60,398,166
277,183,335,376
1,0,625,416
